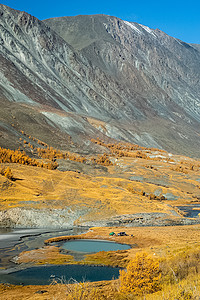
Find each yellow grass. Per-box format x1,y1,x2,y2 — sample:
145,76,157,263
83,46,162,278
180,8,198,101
16,246,73,265
3,225,200,299
1,146,200,221
1,144,200,298
18,224,200,270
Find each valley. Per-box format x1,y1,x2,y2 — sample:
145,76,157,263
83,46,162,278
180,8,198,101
0,2,200,298
1,138,200,298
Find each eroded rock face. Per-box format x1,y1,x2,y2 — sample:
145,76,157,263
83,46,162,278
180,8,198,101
0,5,200,156
0,207,86,228
1,208,199,228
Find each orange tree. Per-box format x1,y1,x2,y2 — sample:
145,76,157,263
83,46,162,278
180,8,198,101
119,252,161,296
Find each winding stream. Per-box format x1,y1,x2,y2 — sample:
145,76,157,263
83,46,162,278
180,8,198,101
177,205,200,218
0,227,87,270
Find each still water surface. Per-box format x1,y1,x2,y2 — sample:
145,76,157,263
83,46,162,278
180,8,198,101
0,264,121,285
0,229,125,285
62,239,131,253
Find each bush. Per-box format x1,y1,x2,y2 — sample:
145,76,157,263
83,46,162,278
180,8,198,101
51,280,105,300
0,167,14,180
119,252,161,296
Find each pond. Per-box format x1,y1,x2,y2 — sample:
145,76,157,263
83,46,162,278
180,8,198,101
61,239,131,253
0,264,121,285
0,230,130,285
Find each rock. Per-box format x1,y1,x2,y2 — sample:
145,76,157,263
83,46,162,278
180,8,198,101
0,207,87,228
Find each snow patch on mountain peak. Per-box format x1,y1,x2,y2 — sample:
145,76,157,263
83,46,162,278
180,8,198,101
139,24,156,37
124,21,143,35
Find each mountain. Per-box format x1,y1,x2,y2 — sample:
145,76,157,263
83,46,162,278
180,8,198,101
0,4,200,156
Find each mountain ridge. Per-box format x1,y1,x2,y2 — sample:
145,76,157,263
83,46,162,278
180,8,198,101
0,4,200,156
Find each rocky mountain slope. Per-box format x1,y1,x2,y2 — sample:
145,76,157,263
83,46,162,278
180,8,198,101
0,4,200,156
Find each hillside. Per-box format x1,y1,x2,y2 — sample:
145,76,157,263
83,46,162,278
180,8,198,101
1,138,200,228
0,5,200,156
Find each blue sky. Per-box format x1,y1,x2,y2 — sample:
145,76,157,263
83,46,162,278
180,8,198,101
1,0,200,44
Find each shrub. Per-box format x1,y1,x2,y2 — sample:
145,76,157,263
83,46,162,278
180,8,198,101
119,252,161,296
149,193,156,200
91,153,113,166
50,280,104,300
0,167,14,180
127,184,136,194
